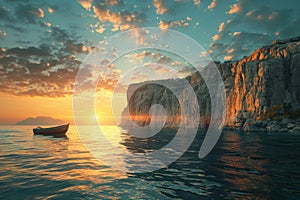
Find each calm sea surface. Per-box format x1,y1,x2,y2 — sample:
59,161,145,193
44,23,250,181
0,125,299,199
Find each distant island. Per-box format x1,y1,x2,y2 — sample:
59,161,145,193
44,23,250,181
16,116,65,126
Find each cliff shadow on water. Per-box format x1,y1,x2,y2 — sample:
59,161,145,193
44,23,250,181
120,127,209,156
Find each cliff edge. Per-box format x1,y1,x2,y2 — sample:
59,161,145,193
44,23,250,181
121,37,300,132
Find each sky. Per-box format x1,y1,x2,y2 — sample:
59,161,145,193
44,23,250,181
0,0,299,125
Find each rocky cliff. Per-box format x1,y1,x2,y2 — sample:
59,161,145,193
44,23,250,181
121,37,300,132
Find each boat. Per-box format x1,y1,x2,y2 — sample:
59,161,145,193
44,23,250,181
33,124,69,135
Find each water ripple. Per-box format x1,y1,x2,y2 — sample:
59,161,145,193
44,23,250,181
0,126,299,199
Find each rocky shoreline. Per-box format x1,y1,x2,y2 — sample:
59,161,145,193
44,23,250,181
223,110,300,133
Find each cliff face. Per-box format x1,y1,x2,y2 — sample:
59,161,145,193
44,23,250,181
121,37,300,132
221,37,300,129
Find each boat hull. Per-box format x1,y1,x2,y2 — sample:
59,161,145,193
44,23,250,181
33,124,69,135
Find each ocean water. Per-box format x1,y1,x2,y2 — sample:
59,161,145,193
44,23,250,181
0,125,299,199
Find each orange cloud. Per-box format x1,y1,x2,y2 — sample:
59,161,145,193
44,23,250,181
153,0,168,15
79,0,93,11
227,48,234,54
93,6,142,31
212,34,220,41
45,22,52,27
48,7,54,14
31,8,44,18
218,22,225,32
224,55,233,61
208,0,217,10
227,3,241,14
95,25,105,33
159,20,172,29
97,69,121,91
194,0,201,6
211,21,226,41
233,31,241,36
159,19,189,29
106,0,120,5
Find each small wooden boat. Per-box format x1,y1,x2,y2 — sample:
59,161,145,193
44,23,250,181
33,124,69,135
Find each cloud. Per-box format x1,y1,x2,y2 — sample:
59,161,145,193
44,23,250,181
97,68,121,91
95,25,105,33
225,0,256,15
194,0,200,6
223,55,233,61
227,3,241,14
5,46,50,57
50,26,69,41
79,0,93,11
209,0,298,61
218,22,225,32
33,8,45,18
153,0,168,15
124,51,152,61
14,4,45,23
49,26,91,54
127,28,149,45
159,20,176,29
0,25,95,97
159,19,189,29
0,7,13,22
244,7,291,31
122,50,193,79
0,48,81,97
208,0,217,10
212,34,220,41
124,50,173,65
48,7,55,14
126,63,189,82
0,30,7,38
211,32,271,61
105,0,122,6
223,1,293,33
93,5,143,31
209,42,229,58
